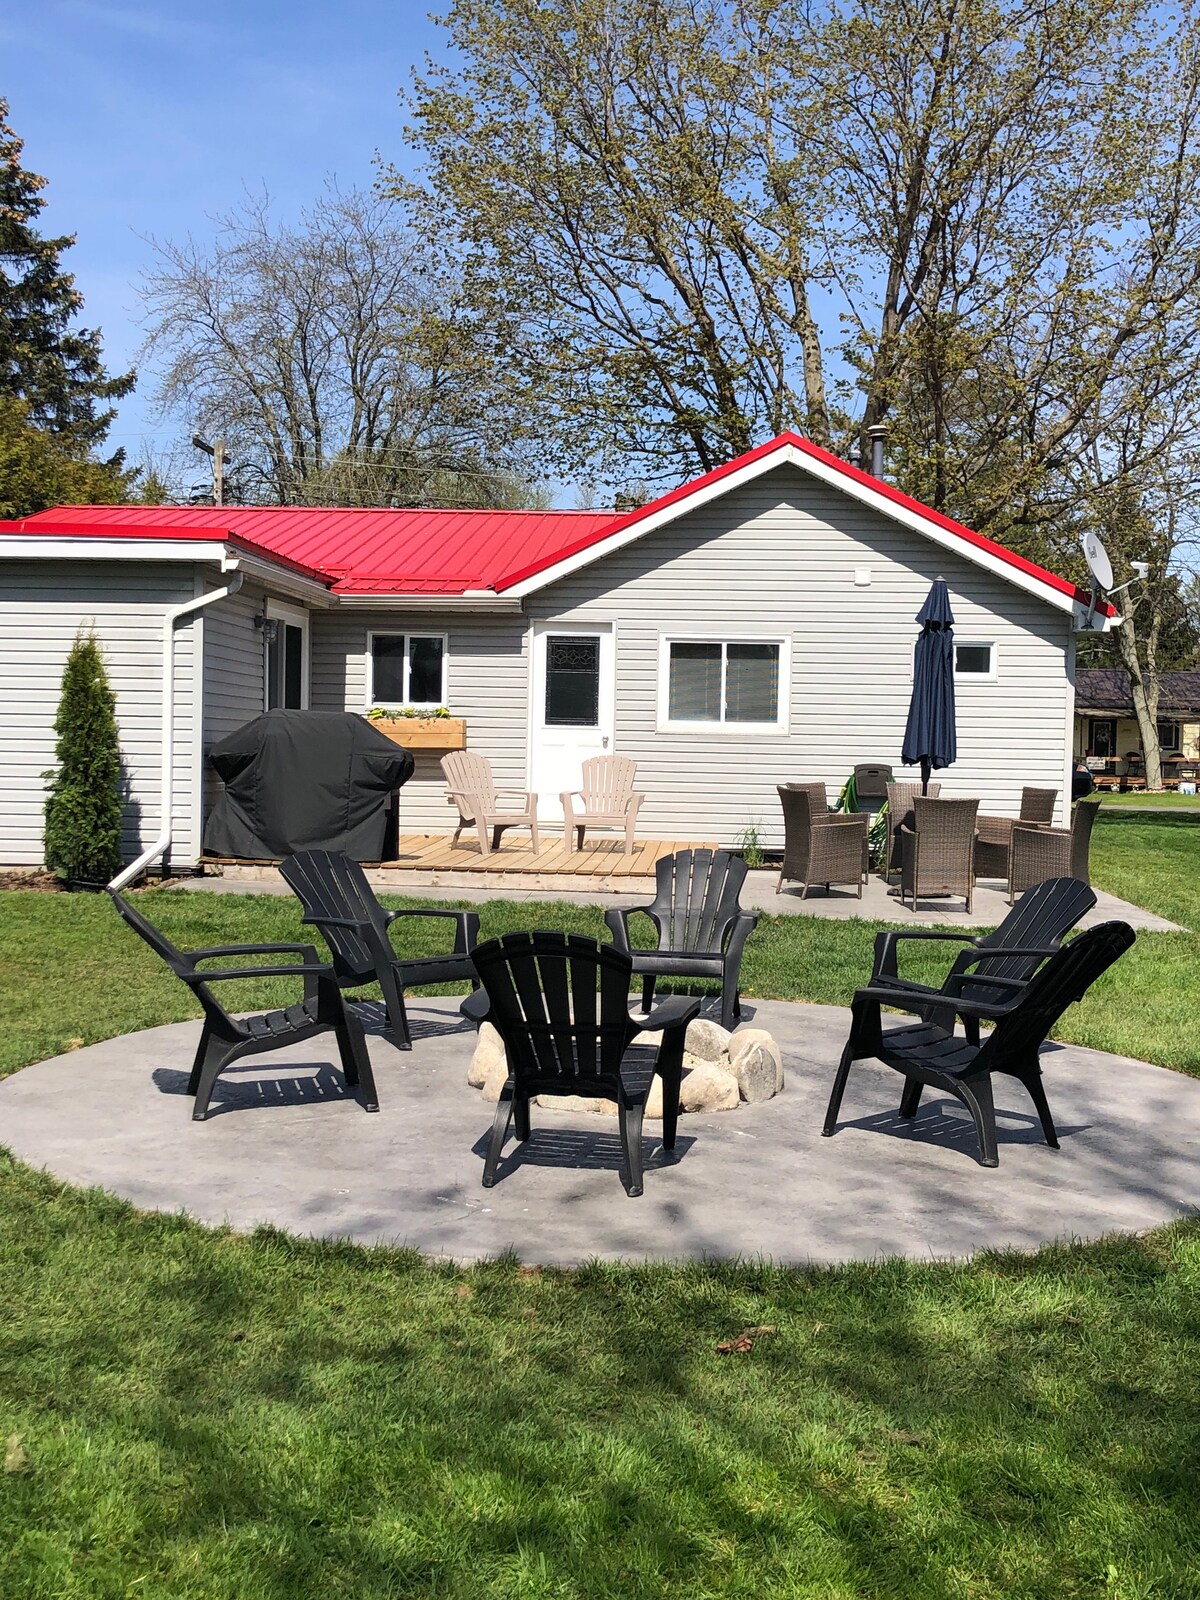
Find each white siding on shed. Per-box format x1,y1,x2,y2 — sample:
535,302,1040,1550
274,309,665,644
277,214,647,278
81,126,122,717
526,464,1074,843
0,561,204,868
310,610,530,833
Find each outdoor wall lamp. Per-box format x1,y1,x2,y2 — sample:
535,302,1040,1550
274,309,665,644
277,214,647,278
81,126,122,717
253,614,280,644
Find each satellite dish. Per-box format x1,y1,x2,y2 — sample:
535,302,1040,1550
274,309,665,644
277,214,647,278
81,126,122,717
1081,530,1114,592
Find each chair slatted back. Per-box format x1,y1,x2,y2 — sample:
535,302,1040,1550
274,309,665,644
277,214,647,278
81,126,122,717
1070,800,1101,879
966,877,1096,987
472,931,635,1091
650,848,748,953
280,849,385,982
579,755,637,810
978,921,1134,1068
1020,787,1058,824
441,751,498,812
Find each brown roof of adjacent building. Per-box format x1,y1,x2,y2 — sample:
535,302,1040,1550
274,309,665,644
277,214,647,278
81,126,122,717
1075,668,1200,716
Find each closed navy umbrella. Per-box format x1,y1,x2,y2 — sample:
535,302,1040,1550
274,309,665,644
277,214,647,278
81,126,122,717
901,578,957,794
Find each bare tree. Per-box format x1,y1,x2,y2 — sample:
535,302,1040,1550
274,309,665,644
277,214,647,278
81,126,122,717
139,186,538,507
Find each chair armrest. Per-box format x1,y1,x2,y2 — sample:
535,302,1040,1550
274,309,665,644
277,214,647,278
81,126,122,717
722,911,759,960
956,944,1058,970
460,988,491,1025
191,962,334,982
190,941,321,961
494,789,537,803
299,914,371,930
638,995,702,1033
853,982,1020,1020
871,927,973,981
385,907,480,955
1012,822,1068,841
604,903,655,953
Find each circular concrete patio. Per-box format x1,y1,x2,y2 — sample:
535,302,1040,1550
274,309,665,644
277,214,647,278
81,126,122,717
2,997,1197,1266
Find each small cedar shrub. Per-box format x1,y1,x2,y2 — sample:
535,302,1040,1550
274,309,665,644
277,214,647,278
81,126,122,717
43,631,124,884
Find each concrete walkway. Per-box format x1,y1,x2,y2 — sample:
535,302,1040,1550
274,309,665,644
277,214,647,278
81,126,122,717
173,869,1182,932
3,997,1196,1267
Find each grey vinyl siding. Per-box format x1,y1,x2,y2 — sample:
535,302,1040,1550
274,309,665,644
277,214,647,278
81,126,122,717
200,579,270,840
528,464,1074,845
0,561,203,867
310,610,530,832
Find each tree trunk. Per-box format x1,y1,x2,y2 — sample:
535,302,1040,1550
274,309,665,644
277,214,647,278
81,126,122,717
1114,614,1163,790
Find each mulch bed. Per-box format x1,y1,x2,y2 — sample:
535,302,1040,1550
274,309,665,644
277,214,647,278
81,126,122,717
0,871,66,893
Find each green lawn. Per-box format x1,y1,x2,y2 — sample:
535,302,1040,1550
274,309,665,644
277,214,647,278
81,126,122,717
1097,791,1200,809
1,809,1198,1598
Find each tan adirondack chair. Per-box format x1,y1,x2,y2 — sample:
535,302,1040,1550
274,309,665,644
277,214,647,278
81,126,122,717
441,752,540,856
561,755,644,855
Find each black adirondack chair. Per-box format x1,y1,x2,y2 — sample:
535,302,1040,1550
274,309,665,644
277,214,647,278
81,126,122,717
279,849,480,1049
869,877,1098,1043
603,849,758,1030
472,931,700,1196
109,890,377,1120
822,920,1135,1166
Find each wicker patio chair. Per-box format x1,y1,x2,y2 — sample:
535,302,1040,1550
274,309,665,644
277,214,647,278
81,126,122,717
109,890,378,1120
897,796,979,913
604,848,758,1031
883,779,940,875
822,920,1135,1166
868,876,1096,1043
974,787,1058,881
1007,799,1101,902
442,751,540,856
776,783,867,898
561,755,644,855
853,763,893,814
473,931,700,1196
280,849,480,1050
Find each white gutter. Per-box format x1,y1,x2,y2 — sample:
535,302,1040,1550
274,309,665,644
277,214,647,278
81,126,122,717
108,563,245,892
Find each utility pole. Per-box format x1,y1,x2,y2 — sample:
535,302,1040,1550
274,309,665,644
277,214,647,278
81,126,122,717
192,435,227,506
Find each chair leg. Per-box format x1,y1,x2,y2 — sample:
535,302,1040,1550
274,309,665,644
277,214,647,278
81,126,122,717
720,968,739,1031
475,818,493,856
192,1040,239,1121
822,1042,856,1136
482,1081,515,1186
898,1077,924,1119
577,824,586,852
513,1087,532,1143
641,974,656,1014
618,1094,646,1197
379,966,412,1051
529,816,540,854
659,1065,682,1151
963,1015,981,1048
188,1019,216,1095
956,1073,999,1167
338,1009,379,1113
623,816,635,856
451,819,464,848
1019,1069,1059,1149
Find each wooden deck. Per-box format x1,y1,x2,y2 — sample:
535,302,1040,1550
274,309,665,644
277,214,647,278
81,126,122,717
210,834,718,895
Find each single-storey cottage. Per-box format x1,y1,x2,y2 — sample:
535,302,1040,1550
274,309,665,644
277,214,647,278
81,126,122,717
0,433,1110,873
1073,667,1200,781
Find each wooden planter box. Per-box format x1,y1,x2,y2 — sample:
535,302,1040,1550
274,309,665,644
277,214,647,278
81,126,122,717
369,716,466,751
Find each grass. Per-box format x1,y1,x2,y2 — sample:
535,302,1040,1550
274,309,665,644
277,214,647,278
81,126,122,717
1097,791,1200,809
0,808,1198,1597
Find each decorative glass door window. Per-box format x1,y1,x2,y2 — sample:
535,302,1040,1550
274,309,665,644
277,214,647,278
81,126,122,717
544,635,600,726
1088,719,1117,758
665,639,782,726
369,634,447,707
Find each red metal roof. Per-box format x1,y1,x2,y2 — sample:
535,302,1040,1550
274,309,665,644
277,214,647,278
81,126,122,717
10,434,1103,611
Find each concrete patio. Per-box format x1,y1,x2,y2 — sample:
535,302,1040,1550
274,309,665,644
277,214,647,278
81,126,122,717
3,996,1196,1267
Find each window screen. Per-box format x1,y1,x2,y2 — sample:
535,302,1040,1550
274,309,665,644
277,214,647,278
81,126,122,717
725,643,779,722
955,643,993,675
668,642,722,721
408,636,445,703
545,636,600,725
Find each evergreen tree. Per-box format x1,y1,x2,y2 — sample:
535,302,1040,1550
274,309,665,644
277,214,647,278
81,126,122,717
0,98,133,462
43,632,124,885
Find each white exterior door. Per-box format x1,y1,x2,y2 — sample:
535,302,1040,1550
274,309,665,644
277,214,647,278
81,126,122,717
530,623,615,823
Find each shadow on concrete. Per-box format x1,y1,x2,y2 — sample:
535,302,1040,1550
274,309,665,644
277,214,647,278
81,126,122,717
836,1096,1092,1164
152,1062,365,1116
469,1124,698,1189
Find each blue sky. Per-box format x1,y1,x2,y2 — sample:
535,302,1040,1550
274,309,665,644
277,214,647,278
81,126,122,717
5,0,441,470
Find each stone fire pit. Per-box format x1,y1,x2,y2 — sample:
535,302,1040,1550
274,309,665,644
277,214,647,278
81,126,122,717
467,1016,784,1117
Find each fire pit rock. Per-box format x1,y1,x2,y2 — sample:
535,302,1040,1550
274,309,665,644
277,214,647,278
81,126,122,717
467,1017,784,1117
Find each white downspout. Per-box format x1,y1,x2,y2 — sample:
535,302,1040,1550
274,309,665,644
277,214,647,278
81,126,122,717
108,563,244,892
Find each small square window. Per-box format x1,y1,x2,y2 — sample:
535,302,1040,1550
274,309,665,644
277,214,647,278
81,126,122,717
955,643,994,676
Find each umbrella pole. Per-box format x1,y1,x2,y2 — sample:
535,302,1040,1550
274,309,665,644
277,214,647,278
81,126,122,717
921,757,931,796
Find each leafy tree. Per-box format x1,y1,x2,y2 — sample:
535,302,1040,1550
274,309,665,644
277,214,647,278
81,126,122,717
0,99,133,459
43,632,124,885
0,396,135,518
140,186,540,509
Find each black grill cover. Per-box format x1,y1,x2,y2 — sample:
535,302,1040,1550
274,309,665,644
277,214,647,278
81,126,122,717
204,710,414,861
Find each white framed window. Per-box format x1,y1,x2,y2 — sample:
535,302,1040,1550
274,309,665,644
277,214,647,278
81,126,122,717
368,632,448,709
1158,719,1181,752
955,640,997,680
657,635,789,732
